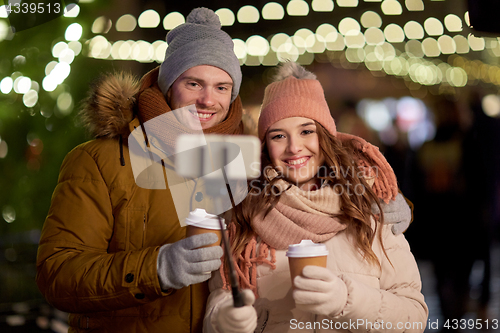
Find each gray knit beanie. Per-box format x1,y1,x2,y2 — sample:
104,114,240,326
158,7,242,103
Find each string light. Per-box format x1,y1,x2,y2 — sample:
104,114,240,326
78,2,500,91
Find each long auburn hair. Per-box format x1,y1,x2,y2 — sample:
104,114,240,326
231,121,386,267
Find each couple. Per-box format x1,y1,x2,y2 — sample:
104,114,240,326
36,7,427,333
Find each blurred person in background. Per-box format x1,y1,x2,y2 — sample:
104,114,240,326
415,95,493,327
35,7,243,332
204,62,426,333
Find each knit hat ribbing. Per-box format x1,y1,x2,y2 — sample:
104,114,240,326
258,62,336,141
158,7,242,103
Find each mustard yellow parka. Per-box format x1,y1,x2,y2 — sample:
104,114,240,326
36,70,243,332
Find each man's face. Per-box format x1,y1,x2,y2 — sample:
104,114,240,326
167,65,233,129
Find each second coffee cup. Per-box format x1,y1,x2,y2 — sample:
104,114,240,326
286,240,329,289
185,208,225,248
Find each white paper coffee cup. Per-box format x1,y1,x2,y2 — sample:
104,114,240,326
185,209,225,248
286,240,328,289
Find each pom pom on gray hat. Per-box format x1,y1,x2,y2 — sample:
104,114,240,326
186,7,221,28
158,7,242,103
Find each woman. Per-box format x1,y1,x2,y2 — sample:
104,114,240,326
204,62,428,333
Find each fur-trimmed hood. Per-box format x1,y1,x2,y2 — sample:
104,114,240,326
79,72,140,139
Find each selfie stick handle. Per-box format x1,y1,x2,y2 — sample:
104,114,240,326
217,213,244,308
220,146,244,307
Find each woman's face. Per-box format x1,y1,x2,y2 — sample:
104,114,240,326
266,117,325,190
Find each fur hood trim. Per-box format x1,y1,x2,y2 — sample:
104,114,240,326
79,72,140,139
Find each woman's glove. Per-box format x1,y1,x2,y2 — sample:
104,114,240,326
372,192,412,235
216,289,257,333
293,266,348,317
157,233,223,290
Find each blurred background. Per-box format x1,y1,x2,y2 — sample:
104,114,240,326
0,0,499,332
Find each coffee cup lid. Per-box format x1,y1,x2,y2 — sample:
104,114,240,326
286,240,329,258
185,208,226,230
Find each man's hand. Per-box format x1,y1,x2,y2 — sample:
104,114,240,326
216,289,257,333
372,192,412,235
157,233,223,290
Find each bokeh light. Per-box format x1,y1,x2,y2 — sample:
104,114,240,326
404,21,424,39
444,14,462,32
59,48,75,64
312,0,334,12
337,0,358,7
359,100,392,131
0,140,7,158
262,3,285,20
361,11,382,28
446,67,467,87
438,35,456,54
92,16,112,34
454,35,470,54
384,24,405,43
138,10,160,28
339,17,361,36
215,8,235,26
482,94,500,117
233,39,247,60
163,12,185,30
0,20,9,42
0,5,8,18
422,38,440,57
65,23,83,41
237,5,260,23
468,34,485,51
345,32,365,48
381,0,403,15
68,41,82,56
287,0,309,16
63,3,80,17
14,76,31,94
406,40,424,57
52,41,68,58
0,77,13,94
424,17,444,36
246,35,270,56
153,41,168,62
2,206,16,223
365,27,385,45
405,0,424,11
56,92,74,115
116,14,137,32
23,90,38,108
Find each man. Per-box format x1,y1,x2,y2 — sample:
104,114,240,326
36,8,243,333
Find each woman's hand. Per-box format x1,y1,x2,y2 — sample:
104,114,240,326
216,289,258,333
293,266,348,317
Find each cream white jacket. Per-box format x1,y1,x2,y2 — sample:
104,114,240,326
204,223,428,333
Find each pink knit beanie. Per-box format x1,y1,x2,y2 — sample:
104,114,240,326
258,62,336,141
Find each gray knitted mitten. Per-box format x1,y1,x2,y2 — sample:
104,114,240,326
372,192,411,235
157,233,223,290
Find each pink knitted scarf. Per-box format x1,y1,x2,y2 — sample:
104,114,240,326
337,132,398,204
221,173,347,296
251,176,347,250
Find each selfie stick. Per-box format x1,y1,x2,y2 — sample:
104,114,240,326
201,145,244,308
